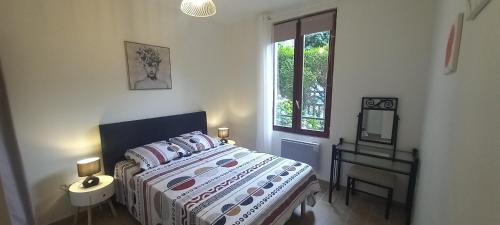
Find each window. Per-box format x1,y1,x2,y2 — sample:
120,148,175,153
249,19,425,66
273,10,337,137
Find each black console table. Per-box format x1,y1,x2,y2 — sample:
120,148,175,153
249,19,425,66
328,138,419,225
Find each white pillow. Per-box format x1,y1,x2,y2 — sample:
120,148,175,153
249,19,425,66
169,131,220,153
124,141,189,170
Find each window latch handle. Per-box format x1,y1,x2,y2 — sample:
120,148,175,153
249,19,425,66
295,100,300,110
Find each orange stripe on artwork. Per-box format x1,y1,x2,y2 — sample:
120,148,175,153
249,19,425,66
445,24,456,68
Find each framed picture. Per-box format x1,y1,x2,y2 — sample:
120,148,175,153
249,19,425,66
465,0,492,20
444,13,464,75
125,41,172,90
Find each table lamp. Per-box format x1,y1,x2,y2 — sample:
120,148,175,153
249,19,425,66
77,157,101,188
218,127,229,143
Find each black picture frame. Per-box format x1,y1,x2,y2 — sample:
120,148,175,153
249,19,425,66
125,41,172,90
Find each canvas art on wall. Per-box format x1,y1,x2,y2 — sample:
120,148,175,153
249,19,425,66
444,13,464,75
466,0,492,20
125,41,172,90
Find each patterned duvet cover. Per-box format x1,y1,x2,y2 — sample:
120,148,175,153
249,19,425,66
114,145,321,225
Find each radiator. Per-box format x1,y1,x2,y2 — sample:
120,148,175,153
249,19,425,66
281,138,320,169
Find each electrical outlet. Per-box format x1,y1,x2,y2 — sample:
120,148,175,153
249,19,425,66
59,184,69,192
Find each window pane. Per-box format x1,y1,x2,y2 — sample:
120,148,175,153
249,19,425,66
274,39,295,128
301,31,330,131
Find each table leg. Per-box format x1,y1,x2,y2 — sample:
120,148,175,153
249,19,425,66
406,159,419,225
345,177,351,206
107,200,117,217
386,189,393,220
336,151,342,190
328,145,336,203
351,179,356,195
300,201,306,216
87,206,92,225
73,207,79,225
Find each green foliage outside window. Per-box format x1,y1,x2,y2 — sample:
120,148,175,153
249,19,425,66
275,31,330,131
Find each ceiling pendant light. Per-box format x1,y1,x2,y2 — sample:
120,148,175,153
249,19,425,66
180,0,216,17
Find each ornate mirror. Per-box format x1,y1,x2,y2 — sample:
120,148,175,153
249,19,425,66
356,97,399,146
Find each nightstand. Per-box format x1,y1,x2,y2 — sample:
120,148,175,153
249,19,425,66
69,175,116,225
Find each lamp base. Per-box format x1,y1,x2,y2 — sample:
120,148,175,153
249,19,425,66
82,175,100,188
221,139,228,144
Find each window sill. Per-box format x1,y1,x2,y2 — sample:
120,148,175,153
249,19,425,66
273,126,330,138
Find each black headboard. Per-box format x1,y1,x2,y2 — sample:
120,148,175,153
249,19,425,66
99,111,208,175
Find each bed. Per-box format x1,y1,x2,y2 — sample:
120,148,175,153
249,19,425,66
99,111,321,225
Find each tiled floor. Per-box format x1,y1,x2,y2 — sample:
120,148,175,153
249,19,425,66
53,186,407,225
286,188,407,225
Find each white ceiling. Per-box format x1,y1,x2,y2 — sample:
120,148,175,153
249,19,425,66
175,0,329,24
210,0,309,24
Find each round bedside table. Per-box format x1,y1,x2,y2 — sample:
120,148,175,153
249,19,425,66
69,175,116,225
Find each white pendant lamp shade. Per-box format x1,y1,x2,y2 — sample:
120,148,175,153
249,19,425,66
181,0,216,17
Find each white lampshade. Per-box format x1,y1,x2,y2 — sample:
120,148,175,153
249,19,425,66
218,127,229,139
77,157,101,177
180,0,216,17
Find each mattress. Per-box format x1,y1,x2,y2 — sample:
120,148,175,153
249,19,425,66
114,144,321,225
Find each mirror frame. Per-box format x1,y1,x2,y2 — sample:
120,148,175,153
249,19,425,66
356,97,399,145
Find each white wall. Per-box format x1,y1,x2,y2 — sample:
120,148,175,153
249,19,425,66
225,0,435,202
0,0,230,224
224,18,260,149
413,0,500,224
